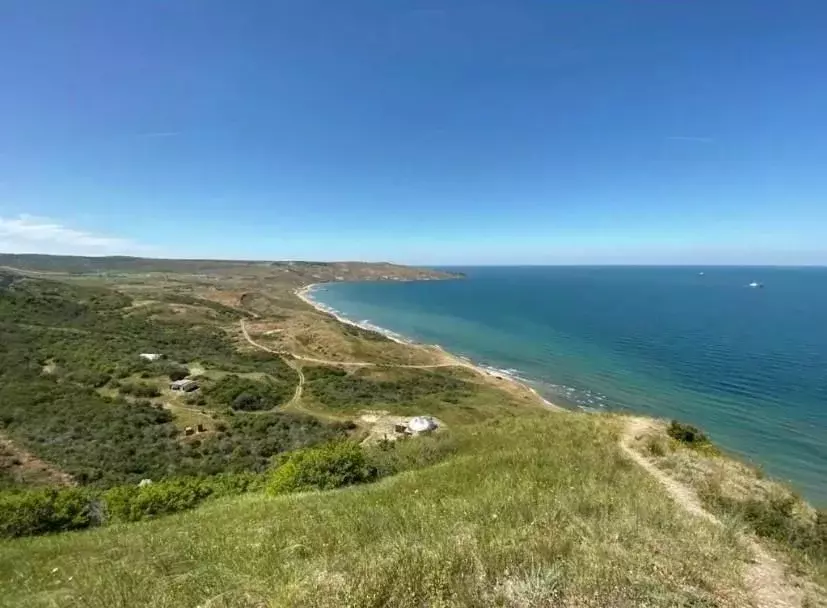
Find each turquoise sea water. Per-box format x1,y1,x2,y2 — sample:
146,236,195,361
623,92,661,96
309,267,827,504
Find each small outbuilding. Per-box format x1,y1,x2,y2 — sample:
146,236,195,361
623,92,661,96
170,379,198,392
139,353,163,362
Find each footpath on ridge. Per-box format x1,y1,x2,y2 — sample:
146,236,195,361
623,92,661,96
620,418,803,608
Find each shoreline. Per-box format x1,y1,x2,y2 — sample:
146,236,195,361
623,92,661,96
295,283,561,410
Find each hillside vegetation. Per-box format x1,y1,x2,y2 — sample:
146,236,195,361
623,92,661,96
0,413,756,608
0,258,824,607
0,272,331,489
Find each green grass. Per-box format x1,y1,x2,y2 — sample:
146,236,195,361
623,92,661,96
0,412,752,608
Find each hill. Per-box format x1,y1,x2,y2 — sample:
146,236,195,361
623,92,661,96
0,253,462,282
0,255,824,607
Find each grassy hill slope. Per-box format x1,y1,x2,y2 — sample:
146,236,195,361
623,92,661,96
0,412,754,608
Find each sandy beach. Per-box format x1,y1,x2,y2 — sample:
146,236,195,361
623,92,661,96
295,283,560,410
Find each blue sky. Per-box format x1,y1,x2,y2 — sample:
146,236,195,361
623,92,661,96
1,1,825,265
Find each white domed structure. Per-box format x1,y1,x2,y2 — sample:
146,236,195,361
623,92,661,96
407,416,438,434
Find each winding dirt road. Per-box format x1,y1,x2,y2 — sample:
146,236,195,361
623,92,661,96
239,321,306,407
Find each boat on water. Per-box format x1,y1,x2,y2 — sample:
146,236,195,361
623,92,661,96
749,281,764,288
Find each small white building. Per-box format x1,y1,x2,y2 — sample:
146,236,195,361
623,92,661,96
139,353,163,362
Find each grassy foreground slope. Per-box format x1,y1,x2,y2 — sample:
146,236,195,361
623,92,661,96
0,412,752,608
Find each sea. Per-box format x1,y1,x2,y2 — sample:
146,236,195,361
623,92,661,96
307,266,827,505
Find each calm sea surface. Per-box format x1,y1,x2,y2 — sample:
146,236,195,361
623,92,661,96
310,267,827,504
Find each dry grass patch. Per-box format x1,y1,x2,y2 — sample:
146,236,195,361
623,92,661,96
246,312,440,366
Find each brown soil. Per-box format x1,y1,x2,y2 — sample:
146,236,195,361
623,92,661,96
0,433,75,487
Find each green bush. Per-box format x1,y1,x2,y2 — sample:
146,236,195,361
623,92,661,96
0,471,268,537
267,442,377,495
366,432,457,478
65,369,112,388
666,420,709,445
105,473,267,523
0,487,95,537
303,365,348,382
204,374,292,411
118,381,161,398
166,366,190,381
104,478,213,522
184,393,207,406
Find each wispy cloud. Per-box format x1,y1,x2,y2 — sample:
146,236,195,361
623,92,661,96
666,136,715,143
0,214,155,256
137,131,181,138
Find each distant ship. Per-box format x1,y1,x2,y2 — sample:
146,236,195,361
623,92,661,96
698,272,705,276
749,281,763,288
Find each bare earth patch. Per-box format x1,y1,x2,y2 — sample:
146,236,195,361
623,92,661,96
357,410,444,445
0,433,75,488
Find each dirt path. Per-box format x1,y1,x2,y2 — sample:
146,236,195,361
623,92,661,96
285,361,305,407
620,418,803,608
0,433,75,487
240,319,306,407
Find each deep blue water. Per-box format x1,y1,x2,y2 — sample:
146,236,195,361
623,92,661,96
310,267,827,504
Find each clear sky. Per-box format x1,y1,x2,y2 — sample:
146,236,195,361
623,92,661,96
1,1,825,265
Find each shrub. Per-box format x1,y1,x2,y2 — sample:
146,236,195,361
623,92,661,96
667,420,709,445
65,369,112,388
267,442,377,495
646,436,667,457
0,471,269,538
104,472,266,523
204,374,291,411
184,393,207,406
167,366,189,382
232,392,263,411
104,478,213,522
119,381,161,398
0,487,95,537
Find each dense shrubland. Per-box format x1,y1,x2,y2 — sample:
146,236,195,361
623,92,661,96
305,366,473,409
203,374,294,411
0,273,322,493
159,293,256,319
0,432,455,538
